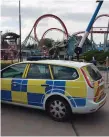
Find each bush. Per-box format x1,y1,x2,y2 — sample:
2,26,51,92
83,50,109,64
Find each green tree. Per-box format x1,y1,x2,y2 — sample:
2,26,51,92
43,38,54,48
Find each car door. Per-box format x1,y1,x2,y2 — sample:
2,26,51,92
1,63,27,103
25,63,52,107
50,65,87,107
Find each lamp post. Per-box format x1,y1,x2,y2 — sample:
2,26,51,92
0,31,2,46
19,0,22,62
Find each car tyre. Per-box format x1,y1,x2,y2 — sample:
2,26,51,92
46,96,72,122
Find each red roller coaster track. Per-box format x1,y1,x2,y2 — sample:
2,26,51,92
41,28,70,40
39,28,70,49
73,14,109,36
33,14,69,42
32,14,109,42
94,14,109,22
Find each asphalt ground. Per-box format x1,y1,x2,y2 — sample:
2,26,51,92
1,88,109,136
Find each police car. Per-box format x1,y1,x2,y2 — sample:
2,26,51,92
1,60,107,121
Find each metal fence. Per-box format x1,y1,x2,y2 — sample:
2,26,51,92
97,66,109,90
97,57,109,90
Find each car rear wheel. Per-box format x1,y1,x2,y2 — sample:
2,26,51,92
46,96,71,122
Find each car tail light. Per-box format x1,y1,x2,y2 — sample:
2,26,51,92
81,68,94,88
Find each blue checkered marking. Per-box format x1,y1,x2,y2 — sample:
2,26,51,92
67,96,76,107
45,80,65,94
45,80,53,94
1,90,12,101
27,93,45,107
52,89,65,94
53,81,65,92
11,79,22,91
21,80,28,92
67,97,86,107
74,98,86,107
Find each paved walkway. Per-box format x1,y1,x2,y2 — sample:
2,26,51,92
1,89,109,136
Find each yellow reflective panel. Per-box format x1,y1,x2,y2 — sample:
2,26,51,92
1,78,12,91
22,92,28,104
65,81,87,98
27,80,46,94
65,70,87,98
12,91,27,104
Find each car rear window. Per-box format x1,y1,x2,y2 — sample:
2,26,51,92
86,65,102,81
51,65,79,80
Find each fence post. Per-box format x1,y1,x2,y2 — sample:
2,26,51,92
106,56,109,85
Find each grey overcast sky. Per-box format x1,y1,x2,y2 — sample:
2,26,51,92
0,0,109,44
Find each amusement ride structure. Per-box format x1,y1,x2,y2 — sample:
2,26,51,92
2,0,108,60
22,0,109,59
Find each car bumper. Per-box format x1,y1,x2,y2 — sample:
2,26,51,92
72,93,107,114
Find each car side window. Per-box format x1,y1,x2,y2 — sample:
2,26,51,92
51,65,79,80
26,64,51,79
1,63,27,78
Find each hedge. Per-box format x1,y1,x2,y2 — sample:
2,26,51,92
82,50,109,64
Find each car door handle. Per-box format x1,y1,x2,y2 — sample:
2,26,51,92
12,82,20,86
41,84,49,87
12,82,17,86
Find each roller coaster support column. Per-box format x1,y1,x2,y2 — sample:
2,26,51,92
75,0,104,60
